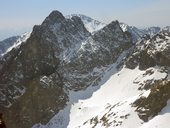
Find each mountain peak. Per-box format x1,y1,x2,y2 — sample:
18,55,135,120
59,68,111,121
42,10,65,25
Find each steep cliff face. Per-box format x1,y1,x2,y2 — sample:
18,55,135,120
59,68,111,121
0,10,90,128
61,21,132,90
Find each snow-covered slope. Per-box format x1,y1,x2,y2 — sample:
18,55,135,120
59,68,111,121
0,32,31,56
65,14,106,33
0,36,19,56
34,53,169,128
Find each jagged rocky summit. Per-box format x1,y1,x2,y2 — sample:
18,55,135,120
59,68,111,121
0,10,170,128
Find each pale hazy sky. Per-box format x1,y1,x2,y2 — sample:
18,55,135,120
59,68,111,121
0,0,170,40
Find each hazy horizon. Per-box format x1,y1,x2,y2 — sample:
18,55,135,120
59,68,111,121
0,0,170,41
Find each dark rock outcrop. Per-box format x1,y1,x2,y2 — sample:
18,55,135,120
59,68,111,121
133,80,170,122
